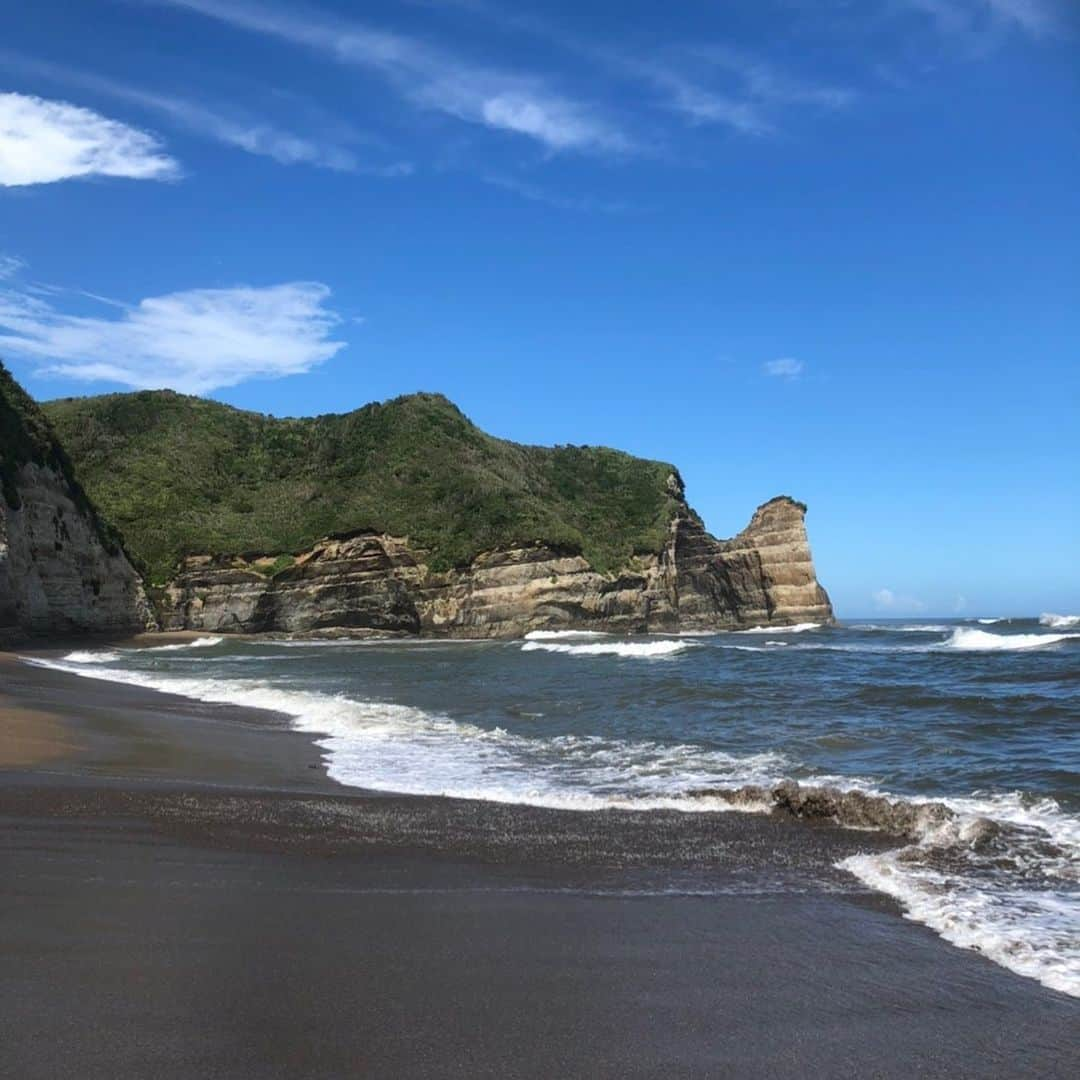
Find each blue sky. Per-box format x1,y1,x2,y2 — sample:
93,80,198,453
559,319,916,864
1,0,1077,616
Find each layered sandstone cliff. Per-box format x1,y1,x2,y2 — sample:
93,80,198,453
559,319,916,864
0,365,154,640
34,383,832,639
159,496,831,637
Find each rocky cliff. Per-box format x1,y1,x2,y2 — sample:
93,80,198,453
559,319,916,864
0,364,154,640
40,385,832,638
158,496,831,637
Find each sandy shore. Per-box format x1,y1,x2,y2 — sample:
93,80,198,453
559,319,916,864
2,649,1078,1078
0,700,82,765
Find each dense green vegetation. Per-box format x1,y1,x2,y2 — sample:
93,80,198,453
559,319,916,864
43,389,695,585
0,361,123,554
1,360,63,508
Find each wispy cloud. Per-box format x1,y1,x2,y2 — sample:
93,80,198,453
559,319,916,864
633,63,775,136
645,46,855,134
159,0,634,156
481,173,629,213
0,274,345,393
0,91,179,186
86,84,413,176
898,0,1061,38
985,0,1060,35
763,357,805,379
413,2,854,138
0,253,24,279
3,55,411,176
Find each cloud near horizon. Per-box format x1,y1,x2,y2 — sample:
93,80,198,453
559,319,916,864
0,278,346,393
873,587,928,613
0,91,179,186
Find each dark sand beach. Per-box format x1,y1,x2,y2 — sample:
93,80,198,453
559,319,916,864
2,649,1078,1078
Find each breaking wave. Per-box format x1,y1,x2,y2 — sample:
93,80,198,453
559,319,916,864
734,622,821,635
524,630,608,641
24,654,782,811
703,781,1080,997
521,639,692,658
22,637,1080,998
141,636,225,652
945,628,1079,652
1041,613,1080,630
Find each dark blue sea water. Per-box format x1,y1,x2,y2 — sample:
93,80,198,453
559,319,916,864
37,615,1080,995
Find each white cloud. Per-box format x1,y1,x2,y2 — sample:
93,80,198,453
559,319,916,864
161,0,633,155
476,91,628,153
6,57,412,176
646,67,773,135
873,588,927,612
105,88,413,176
658,46,855,132
0,92,179,186
0,253,24,279
900,0,1060,37
404,2,854,138
984,0,1058,35
482,173,628,213
0,279,345,393
763,357,805,379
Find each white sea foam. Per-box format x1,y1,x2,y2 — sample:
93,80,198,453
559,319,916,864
521,639,692,659
840,787,1080,997
977,618,1005,625
734,622,820,635
849,623,950,633
23,655,784,811
716,629,1078,656
1040,613,1080,630
141,636,224,652
524,629,608,641
944,628,1079,652
842,850,1078,996
60,649,122,664
22,651,1080,997
266,636,493,648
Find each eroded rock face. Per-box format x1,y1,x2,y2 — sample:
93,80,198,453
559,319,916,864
0,462,155,640
674,497,834,629
160,495,833,637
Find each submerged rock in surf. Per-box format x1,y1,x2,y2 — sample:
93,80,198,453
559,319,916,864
769,781,954,838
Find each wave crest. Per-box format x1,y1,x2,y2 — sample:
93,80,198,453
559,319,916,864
945,628,1078,651
141,636,224,652
524,630,607,641
700,780,1079,996
1040,613,1080,629
521,639,692,658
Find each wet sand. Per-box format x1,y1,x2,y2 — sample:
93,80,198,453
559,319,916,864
0,701,82,766
1,650,1078,1077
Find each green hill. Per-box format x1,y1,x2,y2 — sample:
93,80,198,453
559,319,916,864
0,361,123,555
1,360,73,508
43,389,695,585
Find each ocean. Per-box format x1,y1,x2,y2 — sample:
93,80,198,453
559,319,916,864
33,614,1079,997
